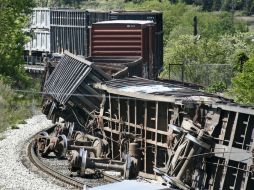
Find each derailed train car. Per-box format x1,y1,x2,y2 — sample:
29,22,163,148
94,78,254,189
40,51,254,189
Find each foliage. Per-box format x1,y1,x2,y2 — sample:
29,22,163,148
0,0,39,133
125,1,198,41
162,33,252,70
125,1,248,43
79,0,125,10
233,51,249,72
205,81,227,93
173,11,238,39
36,0,126,9
11,125,20,129
0,80,32,133
125,1,250,90
161,31,254,88
231,56,254,104
170,0,254,14
36,0,254,14
0,0,34,87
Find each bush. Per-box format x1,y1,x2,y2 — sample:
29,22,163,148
205,81,227,93
161,32,253,87
231,56,254,105
11,125,20,130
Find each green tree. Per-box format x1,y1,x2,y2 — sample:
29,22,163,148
231,56,254,104
168,0,254,13
162,33,252,86
212,0,222,10
125,1,201,41
243,0,254,15
0,0,34,87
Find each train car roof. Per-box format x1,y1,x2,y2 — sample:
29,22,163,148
94,20,154,25
44,51,110,107
94,77,230,105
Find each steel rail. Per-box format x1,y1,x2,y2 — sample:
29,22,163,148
28,139,86,189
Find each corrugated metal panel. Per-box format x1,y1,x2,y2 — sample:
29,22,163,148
50,9,87,27
26,9,163,68
109,11,163,72
85,11,109,56
94,77,226,104
87,11,109,26
91,28,143,56
90,20,156,79
50,26,87,56
25,29,50,52
44,51,110,113
27,9,110,56
49,9,87,56
48,10,109,56
31,8,50,29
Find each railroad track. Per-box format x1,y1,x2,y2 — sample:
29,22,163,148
27,125,121,189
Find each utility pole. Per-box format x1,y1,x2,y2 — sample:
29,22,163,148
194,16,198,36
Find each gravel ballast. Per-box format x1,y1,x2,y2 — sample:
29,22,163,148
0,115,64,190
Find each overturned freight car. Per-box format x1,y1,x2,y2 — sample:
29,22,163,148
94,77,254,189
42,51,143,121
42,51,254,189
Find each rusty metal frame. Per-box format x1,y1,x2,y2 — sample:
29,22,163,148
94,77,254,189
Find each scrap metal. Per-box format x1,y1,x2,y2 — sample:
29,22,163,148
40,51,254,190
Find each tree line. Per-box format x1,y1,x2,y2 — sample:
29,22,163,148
34,0,254,16
169,0,254,14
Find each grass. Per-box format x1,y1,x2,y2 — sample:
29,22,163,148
18,120,27,124
0,80,36,134
0,134,5,141
234,15,254,32
11,125,20,130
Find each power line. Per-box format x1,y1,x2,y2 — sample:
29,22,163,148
10,88,226,102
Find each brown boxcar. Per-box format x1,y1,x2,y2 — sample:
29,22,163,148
90,20,156,79
109,11,163,72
